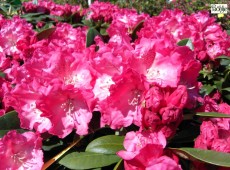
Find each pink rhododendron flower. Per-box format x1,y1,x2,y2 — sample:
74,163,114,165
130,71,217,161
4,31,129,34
0,130,43,170
166,85,188,109
107,8,148,37
23,0,84,19
90,34,133,77
144,85,164,111
99,70,145,129
93,74,115,101
137,9,230,62
48,23,87,52
117,130,182,170
86,1,119,22
0,16,36,61
195,101,230,153
37,85,94,138
141,85,187,138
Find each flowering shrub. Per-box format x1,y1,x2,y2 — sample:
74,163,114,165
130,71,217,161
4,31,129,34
0,0,230,170
0,130,43,170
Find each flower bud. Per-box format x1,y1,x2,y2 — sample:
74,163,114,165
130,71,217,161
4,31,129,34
167,85,188,109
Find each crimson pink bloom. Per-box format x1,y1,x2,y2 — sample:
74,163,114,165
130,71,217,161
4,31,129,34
0,130,43,170
48,23,87,52
143,85,164,111
36,85,94,138
91,34,133,77
195,101,230,153
141,85,187,138
166,85,188,109
0,16,36,61
117,130,182,170
86,1,119,22
107,8,148,37
99,70,145,129
133,36,199,89
23,0,83,19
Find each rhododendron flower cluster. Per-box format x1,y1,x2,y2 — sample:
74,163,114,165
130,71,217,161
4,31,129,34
0,130,43,170
117,130,182,170
0,0,230,169
22,0,83,18
141,85,188,138
137,10,230,61
195,95,230,153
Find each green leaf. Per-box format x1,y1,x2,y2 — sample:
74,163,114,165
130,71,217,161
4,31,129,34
177,38,194,50
214,80,223,91
196,112,230,118
59,152,120,169
0,111,21,137
0,71,6,78
82,19,94,27
100,28,108,36
222,87,230,92
36,27,56,41
227,30,230,36
42,140,64,151
200,84,215,95
216,55,230,60
220,58,230,66
0,111,20,130
171,148,230,167
20,12,44,18
216,55,230,66
86,27,100,47
86,135,124,154
8,0,21,6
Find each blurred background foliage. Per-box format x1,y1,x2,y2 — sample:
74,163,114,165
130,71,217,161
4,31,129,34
23,0,229,29
2,0,229,31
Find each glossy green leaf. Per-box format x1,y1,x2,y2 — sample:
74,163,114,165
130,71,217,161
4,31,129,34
36,27,56,41
0,111,21,137
59,152,120,169
82,19,93,27
216,55,230,66
86,27,100,47
224,94,230,101
220,59,230,66
200,84,215,95
196,112,230,118
0,111,20,130
222,87,230,92
216,55,230,60
171,148,230,167
42,140,64,151
0,4,9,14
227,30,230,36
8,0,21,6
86,135,124,154
20,12,44,18
177,38,194,50
0,71,6,78
100,28,108,36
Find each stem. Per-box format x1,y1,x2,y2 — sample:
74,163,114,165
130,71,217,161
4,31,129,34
42,137,81,170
